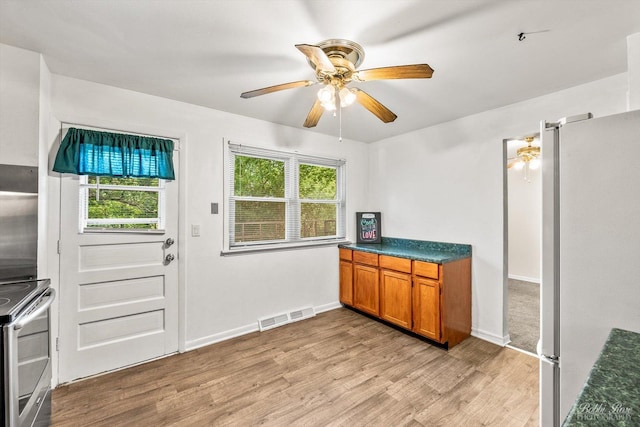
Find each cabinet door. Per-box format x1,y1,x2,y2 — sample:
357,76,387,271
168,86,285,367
353,264,379,316
380,269,412,329
413,276,441,341
339,260,353,306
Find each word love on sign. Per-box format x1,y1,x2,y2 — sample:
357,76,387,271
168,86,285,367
356,212,381,244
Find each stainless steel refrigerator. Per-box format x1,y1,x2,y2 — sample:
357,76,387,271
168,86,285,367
539,110,640,425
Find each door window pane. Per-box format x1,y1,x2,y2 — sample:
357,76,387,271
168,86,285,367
80,176,165,230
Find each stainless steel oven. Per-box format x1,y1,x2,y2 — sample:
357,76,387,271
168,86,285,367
1,164,54,426
1,279,55,427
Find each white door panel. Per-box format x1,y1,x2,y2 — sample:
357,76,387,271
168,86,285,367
58,138,179,384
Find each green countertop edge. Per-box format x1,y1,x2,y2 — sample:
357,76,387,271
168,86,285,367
338,237,471,264
562,328,640,426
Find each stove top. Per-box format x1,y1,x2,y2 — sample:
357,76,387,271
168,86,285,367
0,278,51,323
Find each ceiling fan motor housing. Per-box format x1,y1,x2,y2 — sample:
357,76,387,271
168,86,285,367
308,39,365,85
516,145,540,161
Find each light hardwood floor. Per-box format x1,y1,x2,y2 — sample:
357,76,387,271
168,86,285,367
52,308,539,426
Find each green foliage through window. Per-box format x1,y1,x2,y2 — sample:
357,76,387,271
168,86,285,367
81,176,164,230
234,156,285,198
228,145,345,247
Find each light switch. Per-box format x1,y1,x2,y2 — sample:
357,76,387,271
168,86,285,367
192,224,201,237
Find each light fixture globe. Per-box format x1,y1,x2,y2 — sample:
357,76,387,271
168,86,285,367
317,86,333,103
339,87,356,107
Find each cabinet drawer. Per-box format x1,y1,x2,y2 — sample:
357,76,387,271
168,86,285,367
379,255,412,273
413,260,439,279
339,248,353,261
353,250,379,266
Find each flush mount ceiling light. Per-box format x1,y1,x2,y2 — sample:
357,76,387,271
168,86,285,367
240,39,434,129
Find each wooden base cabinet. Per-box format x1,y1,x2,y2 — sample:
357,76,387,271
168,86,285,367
339,248,471,348
353,264,379,317
339,249,353,306
413,258,471,348
346,250,379,316
412,276,441,341
379,255,412,330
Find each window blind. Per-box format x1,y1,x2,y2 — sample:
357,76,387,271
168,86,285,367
226,143,346,249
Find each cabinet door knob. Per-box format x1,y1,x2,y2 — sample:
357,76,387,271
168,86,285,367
165,253,175,263
165,238,175,247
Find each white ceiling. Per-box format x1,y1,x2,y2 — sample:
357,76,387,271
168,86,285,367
1,0,639,143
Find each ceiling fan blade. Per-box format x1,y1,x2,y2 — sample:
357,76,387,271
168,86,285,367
352,88,397,123
303,99,324,128
355,64,434,81
507,161,517,169
240,80,316,99
295,44,336,73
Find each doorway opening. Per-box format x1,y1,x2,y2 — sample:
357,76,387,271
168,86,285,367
504,134,541,355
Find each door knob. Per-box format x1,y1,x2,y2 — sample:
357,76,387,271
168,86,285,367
165,253,175,263
165,238,175,247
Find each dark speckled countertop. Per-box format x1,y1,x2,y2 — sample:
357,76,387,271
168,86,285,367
339,237,471,264
563,328,640,426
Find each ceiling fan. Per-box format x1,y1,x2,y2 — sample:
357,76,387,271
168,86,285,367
508,136,540,170
240,39,434,128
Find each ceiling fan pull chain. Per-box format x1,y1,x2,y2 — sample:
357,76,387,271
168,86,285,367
339,99,343,143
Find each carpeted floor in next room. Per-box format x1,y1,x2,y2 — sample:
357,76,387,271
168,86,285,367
508,279,540,354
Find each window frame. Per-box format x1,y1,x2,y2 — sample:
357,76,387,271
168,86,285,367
78,175,167,233
224,143,346,253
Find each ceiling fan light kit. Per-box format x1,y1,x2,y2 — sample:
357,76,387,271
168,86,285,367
508,136,541,180
240,39,434,130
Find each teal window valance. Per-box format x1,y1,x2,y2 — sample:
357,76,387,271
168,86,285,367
53,127,175,180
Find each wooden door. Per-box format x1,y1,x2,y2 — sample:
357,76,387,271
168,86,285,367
380,269,412,329
353,263,379,316
58,150,179,383
339,260,353,306
413,276,441,341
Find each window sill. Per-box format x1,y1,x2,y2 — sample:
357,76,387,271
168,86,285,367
220,239,349,256
82,228,166,235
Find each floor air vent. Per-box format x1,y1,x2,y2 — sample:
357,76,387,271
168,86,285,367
258,306,315,332
289,306,315,323
258,313,289,331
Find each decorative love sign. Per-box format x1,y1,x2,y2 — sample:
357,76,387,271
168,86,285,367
356,212,381,244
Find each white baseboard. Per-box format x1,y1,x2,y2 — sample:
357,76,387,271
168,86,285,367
185,300,342,352
185,322,259,351
508,274,540,284
314,301,342,314
471,328,511,346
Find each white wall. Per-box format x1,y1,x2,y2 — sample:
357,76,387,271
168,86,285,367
368,73,628,344
2,39,635,382
628,32,640,110
0,44,40,166
507,166,541,282
47,74,370,350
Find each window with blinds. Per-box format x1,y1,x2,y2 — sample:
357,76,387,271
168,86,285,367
226,143,346,249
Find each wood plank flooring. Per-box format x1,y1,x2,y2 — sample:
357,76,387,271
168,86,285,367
52,308,539,426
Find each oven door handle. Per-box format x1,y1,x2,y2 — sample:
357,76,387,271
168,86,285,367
14,288,56,330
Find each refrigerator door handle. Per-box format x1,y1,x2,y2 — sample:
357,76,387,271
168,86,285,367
540,355,561,427
545,113,593,129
